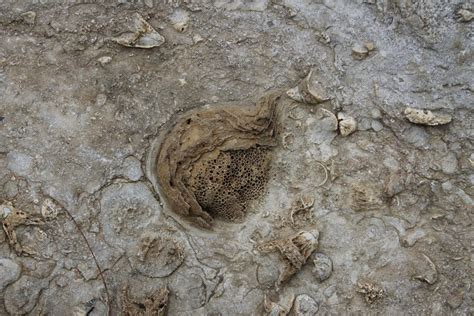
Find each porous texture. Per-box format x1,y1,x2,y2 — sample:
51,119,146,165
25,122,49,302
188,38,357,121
156,92,280,228
186,146,272,221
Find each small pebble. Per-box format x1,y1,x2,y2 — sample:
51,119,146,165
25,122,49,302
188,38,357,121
293,294,319,316
371,120,383,132
441,152,458,174
312,252,333,282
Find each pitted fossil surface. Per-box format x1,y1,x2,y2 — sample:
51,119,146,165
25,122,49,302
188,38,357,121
155,92,281,228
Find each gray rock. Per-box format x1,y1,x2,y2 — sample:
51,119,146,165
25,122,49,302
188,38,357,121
311,253,333,282
371,120,383,132
256,260,280,286
3,180,19,199
7,151,34,176
293,294,319,315
120,156,143,181
99,182,162,250
4,276,48,314
402,126,428,148
441,152,458,174
214,0,269,11
0,258,21,291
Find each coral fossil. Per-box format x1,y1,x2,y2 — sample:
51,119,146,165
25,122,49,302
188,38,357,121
156,92,281,228
258,230,319,286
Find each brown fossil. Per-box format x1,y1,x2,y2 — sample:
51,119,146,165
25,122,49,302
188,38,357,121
258,230,319,286
1,202,43,254
155,92,281,228
121,286,169,316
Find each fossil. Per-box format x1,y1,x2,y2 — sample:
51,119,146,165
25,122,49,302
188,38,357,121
121,285,169,316
404,107,452,126
258,230,319,286
357,282,386,304
1,202,43,254
150,92,281,228
337,112,357,136
286,70,330,104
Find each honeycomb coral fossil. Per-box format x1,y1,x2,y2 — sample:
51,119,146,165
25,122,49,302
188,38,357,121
155,92,281,228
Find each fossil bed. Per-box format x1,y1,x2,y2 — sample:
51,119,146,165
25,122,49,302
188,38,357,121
0,0,473,315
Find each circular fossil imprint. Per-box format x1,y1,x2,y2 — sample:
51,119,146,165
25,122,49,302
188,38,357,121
147,92,282,229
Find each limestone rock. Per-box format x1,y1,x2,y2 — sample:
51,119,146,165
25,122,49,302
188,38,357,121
0,258,21,292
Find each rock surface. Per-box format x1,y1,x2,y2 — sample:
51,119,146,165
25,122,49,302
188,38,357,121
0,0,472,314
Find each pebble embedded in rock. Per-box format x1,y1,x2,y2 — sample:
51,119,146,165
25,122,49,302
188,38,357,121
0,258,21,292
371,120,383,132
3,180,19,199
256,261,280,286
7,151,34,176
312,252,333,282
121,156,143,181
293,294,319,315
402,126,428,147
441,152,458,174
